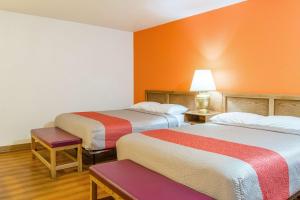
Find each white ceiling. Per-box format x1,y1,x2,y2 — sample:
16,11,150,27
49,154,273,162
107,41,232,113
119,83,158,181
0,0,245,32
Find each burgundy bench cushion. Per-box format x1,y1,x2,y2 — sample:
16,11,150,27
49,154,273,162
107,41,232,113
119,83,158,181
31,127,82,148
90,160,214,200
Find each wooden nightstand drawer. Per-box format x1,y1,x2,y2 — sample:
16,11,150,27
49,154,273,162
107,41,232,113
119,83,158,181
184,111,220,124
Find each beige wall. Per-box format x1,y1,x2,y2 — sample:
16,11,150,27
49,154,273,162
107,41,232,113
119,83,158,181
0,11,133,146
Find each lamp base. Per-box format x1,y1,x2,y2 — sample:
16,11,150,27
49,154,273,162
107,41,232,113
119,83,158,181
195,92,210,113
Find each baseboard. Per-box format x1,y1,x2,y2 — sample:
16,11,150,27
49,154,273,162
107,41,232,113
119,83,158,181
0,143,31,153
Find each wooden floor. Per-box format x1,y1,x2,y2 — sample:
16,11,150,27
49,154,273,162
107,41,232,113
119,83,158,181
0,149,109,200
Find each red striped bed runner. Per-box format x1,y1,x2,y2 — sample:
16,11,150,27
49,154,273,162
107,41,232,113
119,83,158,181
74,112,132,148
143,129,289,200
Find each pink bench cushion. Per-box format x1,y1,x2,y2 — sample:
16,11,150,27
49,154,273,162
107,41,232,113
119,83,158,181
31,127,82,148
90,160,214,200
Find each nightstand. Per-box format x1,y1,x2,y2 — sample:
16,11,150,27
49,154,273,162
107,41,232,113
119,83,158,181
184,110,220,124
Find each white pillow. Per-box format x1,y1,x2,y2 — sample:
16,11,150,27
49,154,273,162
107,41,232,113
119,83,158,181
146,104,188,115
211,112,300,134
132,102,188,115
210,112,265,125
262,116,300,132
131,102,160,110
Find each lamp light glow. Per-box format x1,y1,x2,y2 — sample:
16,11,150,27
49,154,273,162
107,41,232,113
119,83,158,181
190,69,216,92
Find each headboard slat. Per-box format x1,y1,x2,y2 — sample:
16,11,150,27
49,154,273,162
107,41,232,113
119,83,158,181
226,97,269,116
145,90,197,110
274,99,300,117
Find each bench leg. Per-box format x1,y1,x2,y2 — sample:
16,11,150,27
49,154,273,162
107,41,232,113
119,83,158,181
77,145,82,173
50,149,56,179
90,178,98,200
31,137,36,159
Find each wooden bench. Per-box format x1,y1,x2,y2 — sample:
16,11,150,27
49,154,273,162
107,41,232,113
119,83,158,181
31,127,82,178
89,159,213,200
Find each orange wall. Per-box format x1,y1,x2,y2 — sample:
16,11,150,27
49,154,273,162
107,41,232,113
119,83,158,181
134,0,300,102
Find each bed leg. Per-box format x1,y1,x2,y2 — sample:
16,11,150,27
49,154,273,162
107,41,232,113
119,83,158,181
92,154,96,165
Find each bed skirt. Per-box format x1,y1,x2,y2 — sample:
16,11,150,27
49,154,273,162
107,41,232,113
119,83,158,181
290,191,300,200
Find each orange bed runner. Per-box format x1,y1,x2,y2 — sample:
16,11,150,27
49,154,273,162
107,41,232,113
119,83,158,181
143,129,289,200
74,112,132,148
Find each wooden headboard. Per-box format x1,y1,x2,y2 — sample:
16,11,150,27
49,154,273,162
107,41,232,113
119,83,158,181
145,90,300,116
145,90,223,111
145,90,197,110
223,93,300,116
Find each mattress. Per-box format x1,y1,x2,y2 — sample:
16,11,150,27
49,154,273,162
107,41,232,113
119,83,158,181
55,109,180,150
116,123,300,200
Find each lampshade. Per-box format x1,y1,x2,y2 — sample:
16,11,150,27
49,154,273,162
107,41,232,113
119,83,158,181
190,69,216,92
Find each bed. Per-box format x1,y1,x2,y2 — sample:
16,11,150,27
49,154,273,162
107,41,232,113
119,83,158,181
55,109,181,150
117,93,300,200
54,91,194,151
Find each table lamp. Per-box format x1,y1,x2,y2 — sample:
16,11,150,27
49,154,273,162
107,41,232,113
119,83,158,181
190,69,216,113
